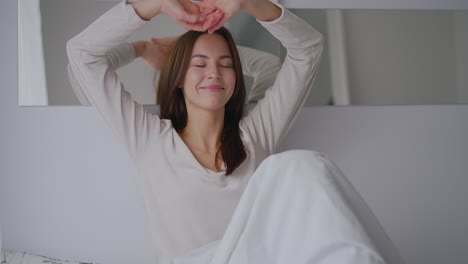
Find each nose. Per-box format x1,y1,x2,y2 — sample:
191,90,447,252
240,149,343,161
207,64,221,80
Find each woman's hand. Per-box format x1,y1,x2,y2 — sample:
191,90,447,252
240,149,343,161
198,0,246,33
132,0,221,31
198,0,281,33
159,0,208,31
133,36,180,71
148,37,178,71
132,39,170,70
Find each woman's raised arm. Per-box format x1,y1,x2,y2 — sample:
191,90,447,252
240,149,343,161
66,1,159,163
240,3,324,154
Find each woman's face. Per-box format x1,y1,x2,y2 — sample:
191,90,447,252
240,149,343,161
181,33,236,114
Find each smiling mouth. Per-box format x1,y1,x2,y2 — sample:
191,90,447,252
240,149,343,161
201,85,224,92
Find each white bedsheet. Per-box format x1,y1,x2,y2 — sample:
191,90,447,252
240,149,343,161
1,249,96,264
172,150,405,264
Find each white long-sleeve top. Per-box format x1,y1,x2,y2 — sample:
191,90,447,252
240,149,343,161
67,1,323,263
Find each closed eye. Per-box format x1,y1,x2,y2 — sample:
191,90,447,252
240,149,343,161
193,64,232,68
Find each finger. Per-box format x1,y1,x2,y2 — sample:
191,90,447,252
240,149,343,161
201,14,215,31
202,8,222,31
176,11,202,24
171,4,203,24
177,0,205,23
200,6,217,15
183,0,202,15
208,19,226,34
197,0,216,10
151,38,166,47
207,21,224,34
206,10,225,33
152,37,176,46
179,20,206,31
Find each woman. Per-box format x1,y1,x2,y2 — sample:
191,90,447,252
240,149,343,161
67,0,402,263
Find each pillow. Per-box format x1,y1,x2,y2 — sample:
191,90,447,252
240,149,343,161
1,249,96,264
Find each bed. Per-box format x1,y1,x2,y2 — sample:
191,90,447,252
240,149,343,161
1,250,96,264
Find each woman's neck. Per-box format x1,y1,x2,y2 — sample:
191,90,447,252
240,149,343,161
181,108,224,154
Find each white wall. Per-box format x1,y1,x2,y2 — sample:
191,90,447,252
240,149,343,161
286,9,466,106
454,11,468,103
344,10,458,105
2,0,468,264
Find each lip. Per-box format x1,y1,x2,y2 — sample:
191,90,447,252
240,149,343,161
200,84,224,92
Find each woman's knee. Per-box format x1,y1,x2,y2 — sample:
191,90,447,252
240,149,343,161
260,150,334,185
270,149,327,162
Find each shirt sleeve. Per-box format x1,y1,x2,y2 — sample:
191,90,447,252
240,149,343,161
240,3,324,155
236,46,281,103
66,0,160,162
68,42,136,106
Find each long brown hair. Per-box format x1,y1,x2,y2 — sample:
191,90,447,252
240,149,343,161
157,27,247,175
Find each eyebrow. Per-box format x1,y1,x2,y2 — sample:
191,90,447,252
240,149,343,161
191,54,233,60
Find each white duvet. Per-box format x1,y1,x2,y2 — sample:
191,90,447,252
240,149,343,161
172,150,405,264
